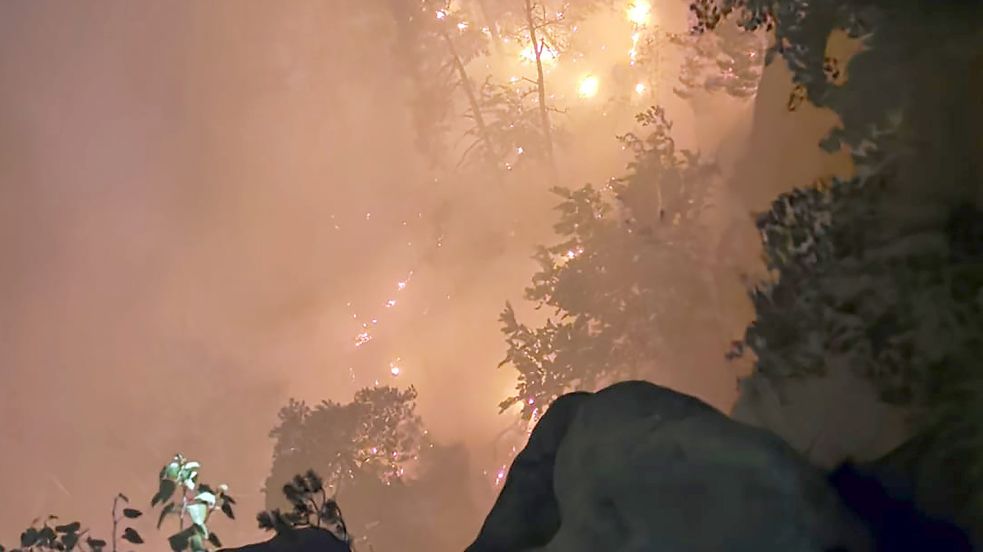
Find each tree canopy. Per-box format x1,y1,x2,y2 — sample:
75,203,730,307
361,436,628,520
499,106,722,419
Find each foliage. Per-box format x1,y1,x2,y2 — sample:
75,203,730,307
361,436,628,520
3,517,103,552
257,471,351,545
2,493,143,552
734,169,983,502
499,106,720,418
462,77,546,171
263,388,482,551
265,386,426,505
706,0,983,519
382,0,492,169
151,454,236,552
667,18,765,100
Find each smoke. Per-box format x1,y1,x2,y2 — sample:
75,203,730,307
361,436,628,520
0,0,855,546
0,0,558,540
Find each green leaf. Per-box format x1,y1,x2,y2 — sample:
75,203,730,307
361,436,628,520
186,503,208,528
183,461,201,471
39,525,56,542
206,532,222,548
152,479,177,507
193,492,216,507
21,527,39,548
86,537,107,551
157,503,177,529
55,522,81,534
167,528,194,552
63,532,79,550
220,501,235,520
122,508,142,519
189,533,206,552
164,462,180,481
121,528,144,545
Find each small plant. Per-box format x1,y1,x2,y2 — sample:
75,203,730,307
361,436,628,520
3,516,103,552
257,470,351,545
2,492,143,552
151,454,236,552
111,493,144,551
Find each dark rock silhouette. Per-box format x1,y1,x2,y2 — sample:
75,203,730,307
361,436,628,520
219,527,350,552
469,380,873,551
827,463,972,552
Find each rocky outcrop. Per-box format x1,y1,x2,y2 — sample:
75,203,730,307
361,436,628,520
468,381,873,551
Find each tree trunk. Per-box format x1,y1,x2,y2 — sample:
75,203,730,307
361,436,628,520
523,0,559,185
439,28,501,173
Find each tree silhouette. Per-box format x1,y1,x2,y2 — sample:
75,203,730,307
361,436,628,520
265,386,425,508
499,106,721,418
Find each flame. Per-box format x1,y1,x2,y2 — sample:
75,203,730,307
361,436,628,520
626,0,652,26
520,44,557,65
578,75,600,98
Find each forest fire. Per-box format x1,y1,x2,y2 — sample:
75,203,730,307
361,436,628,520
4,0,978,551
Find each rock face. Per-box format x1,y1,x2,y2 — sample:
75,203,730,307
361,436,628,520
219,528,350,552
467,381,872,552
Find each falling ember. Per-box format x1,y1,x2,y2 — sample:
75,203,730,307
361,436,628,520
385,299,397,308
457,21,468,31
626,0,652,26
578,74,600,98
527,407,541,434
354,331,373,347
389,358,402,377
494,465,507,486
635,82,647,95
435,9,447,19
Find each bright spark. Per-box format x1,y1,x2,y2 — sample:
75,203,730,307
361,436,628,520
385,299,397,308
520,44,557,65
435,9,447,20
627,0,652,26
355,332,373,347
389,358,402,377
457,21,469,31
578,75,600,98
494,465,507,486
635,82,647,94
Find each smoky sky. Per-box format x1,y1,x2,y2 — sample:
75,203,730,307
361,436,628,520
0,0,851,545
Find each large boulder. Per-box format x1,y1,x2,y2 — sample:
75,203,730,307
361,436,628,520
468,381,872,551
219,528,350,552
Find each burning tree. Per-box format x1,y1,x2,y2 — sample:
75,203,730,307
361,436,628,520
498,106,721,419
380,0,497,171
265,385,426,505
